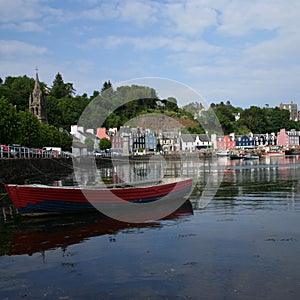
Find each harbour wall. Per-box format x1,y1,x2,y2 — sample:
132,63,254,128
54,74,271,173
0,158,73,184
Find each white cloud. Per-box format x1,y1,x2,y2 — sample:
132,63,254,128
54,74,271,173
86,35,219,54
165,0,217,36
0,40,47,56
81,0,158,26
216,0,300,36
1,21,44,32
0,0,40,22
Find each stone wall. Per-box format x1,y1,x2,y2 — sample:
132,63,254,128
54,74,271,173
0,158,73,184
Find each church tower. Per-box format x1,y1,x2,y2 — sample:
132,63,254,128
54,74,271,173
29,68,48,124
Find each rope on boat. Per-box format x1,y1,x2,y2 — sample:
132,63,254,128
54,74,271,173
0,193,8,201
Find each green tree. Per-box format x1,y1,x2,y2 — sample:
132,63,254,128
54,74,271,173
60,131,72,151
211,102,240,134
38,124,61,147
99,138,112,150
0,97,18,144
161,97,179,112
50,73,75,99
1,75,35,111
16,111,40,147
101,80,112,93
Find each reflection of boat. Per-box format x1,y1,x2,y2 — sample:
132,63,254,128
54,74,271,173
244,154,260,160
261,151,285,157
2,201,193,256
5,178,192,216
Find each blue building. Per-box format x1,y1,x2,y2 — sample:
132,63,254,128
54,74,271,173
145,129,157,152
235,135,256,148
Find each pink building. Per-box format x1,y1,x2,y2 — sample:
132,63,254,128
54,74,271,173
112,130,122,149
96,128,111,140
216,135,236,150
277,129,289,147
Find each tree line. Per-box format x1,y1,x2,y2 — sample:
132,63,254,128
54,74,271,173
1,73,299,151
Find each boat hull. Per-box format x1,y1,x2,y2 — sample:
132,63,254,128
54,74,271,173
5,178,193,215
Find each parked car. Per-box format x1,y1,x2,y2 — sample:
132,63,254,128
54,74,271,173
61,151,73,158
93,150,104,157
9,144,22,158
30,148,43,158
21,146,30,158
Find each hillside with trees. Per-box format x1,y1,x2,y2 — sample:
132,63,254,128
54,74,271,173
1,73,299,151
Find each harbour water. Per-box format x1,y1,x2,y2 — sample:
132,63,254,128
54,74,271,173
1,156,300,299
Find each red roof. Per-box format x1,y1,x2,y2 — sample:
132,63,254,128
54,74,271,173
96,128,110,140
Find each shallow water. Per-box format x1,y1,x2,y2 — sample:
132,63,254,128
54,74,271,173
1,156,300,299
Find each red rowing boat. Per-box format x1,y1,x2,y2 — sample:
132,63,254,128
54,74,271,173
5,178,193,216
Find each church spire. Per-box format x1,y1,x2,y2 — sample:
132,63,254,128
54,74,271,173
34,67,40,91
29,68,48,124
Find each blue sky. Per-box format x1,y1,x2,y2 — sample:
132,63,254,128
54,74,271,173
0,0,299,108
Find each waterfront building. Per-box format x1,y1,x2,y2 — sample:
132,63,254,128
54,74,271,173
72,139,87,156
215,135,236,150
96,128,111,140
180,134,194,152
195,134,212,149
70,125,99,150
286,129,300,146
277,128,290,147
157,130,180,153
29,68,48,124
132,128,146,152
111,130,122,150
235,134,256,148
253,133,277,147
144,129,157,152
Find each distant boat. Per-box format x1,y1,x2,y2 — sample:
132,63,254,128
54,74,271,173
216,150,229,157
261,146,285,157
5,178,193,216
285,148,300,156
229,153,245,160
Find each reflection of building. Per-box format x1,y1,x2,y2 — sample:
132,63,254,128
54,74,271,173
280,102,298,121
29,69,47,124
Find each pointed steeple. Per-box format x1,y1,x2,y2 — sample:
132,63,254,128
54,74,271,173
34,67,41,91
29,68,48,124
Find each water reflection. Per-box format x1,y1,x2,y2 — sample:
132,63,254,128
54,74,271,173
0,201,193,257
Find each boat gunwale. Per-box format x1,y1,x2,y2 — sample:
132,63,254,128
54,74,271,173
5,177,192,191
